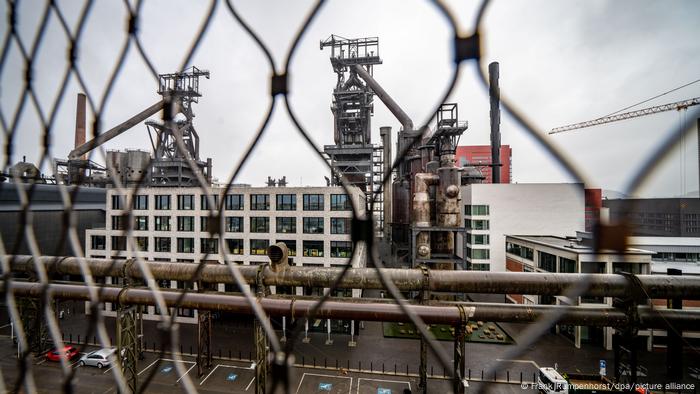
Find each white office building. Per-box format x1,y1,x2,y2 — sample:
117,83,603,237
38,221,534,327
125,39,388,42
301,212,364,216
85,185,366,325
461,183,586,272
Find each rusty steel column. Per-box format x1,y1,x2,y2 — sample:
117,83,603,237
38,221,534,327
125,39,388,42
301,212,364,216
453,306,469,394
197,311,213,377
413,173,438,261
254,266,269,394
380,126,393,241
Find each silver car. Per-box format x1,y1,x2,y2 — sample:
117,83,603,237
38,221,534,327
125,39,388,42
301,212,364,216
78,348,116,369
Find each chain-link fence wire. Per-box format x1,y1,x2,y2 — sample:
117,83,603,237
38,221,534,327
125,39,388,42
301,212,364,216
1,0,700,393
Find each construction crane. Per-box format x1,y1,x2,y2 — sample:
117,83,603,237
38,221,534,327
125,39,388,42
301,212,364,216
549,97,700,134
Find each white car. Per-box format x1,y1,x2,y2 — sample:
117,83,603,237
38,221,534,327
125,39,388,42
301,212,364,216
78,348,116,369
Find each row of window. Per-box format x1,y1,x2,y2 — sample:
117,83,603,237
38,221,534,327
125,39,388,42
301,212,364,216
464,205,489,216
110,215,351,234
112,193,352,212
505,242,534,260
95,235,352,258
465,219,489,230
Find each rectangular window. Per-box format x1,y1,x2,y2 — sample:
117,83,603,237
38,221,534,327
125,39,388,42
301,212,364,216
111,215,125,231
250,239,269,255
331,217,350,234
154,216,171,231
303,240,324,257
471,234,489,245
613,262,643,275
471,248,490,259
154,237,171,252
225,239,244,254
155,195,171,210
177,216,194,232
468,219,489,230
250,217,270,233
538,251,557,273
276,217,296,233
276,240,296,257
506,242,533,260
177,308,194,318
465,205,489,215
91,235,106,250
330,194,351,211
330,241,352,258
200,195,219,211
303,194,324,211
251,194,270,210
224,194,243,210
471,263,490,271
111,195,123,210
225,217,243,232
111,236,126,251
135,216,148,231
580,262,606,303
133,195,148,210
303,217,324,234
200,216,211,232
276,194,296,210
200,238,218,254
135,236,148,252
177,194,194,210
177,238,195,253
559,257,576,273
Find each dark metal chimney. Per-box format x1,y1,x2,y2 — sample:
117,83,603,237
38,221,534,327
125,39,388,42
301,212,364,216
75,93,87,160
489,62,501,184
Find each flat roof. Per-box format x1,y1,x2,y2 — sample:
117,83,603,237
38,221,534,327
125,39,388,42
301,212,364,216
507,235,654,255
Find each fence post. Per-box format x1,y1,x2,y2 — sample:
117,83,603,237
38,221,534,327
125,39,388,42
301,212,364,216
507,370,510,382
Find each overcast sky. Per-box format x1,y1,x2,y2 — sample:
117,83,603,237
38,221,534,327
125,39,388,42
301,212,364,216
2,0,699,197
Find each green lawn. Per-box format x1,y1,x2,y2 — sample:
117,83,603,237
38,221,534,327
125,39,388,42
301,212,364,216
382,321,514,344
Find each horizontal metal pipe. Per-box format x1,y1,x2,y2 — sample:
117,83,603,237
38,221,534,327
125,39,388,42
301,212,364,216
7,255,700,299
4,281,699,329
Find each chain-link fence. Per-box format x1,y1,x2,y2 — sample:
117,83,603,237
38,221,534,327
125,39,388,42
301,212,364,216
2,0,700,393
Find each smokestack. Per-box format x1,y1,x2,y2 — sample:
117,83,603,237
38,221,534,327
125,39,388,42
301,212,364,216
489,62,501,184
380,126,393,239
75,93,87,160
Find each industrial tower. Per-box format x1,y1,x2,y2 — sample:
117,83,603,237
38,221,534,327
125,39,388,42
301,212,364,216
320,35,386,235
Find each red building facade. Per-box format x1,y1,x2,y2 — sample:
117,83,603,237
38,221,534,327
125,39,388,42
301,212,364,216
455,145,512,183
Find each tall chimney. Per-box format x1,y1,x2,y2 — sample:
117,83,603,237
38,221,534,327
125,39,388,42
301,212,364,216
380,126,393,240
75,93,87,160
489,62,501,184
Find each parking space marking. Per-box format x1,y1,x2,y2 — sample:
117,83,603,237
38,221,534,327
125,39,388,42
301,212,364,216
200,363,255,390
296,372,352,394
245,376,256,391
36,359,46,365
356,378,411,394
137,357,196,383
495,358,540,369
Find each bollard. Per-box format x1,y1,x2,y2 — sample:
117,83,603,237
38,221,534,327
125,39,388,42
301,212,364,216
507,370,510,382
314,357,316,368
190,345,192,355
62,333,65,341
336,360,338,369
371,362,373,372
347,359,350,370
218,349,221,358
494,371,497,382
520,371,523,383
384,363,386,374
394,364,397,375
469,369,471,379
70,334,72,343
359,361,362,371
407,364,409,376
482,370,484,380
324,358,327,368
302,356,305,366
93,336,96,344
249,351,252,360
78,334,80,343
431,366,434,376
180,345,183,354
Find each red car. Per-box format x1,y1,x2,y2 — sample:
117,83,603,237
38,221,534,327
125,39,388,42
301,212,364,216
46,346,80,362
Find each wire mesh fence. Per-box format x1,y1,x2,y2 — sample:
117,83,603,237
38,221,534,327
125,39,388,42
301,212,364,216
1,0,700,393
